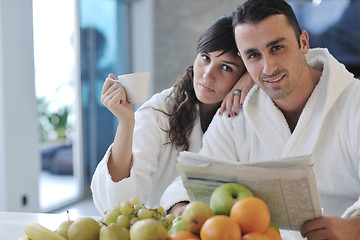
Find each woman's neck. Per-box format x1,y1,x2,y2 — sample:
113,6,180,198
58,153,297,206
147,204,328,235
199,102,221,133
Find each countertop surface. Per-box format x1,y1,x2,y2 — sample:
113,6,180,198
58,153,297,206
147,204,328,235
0,211,99,239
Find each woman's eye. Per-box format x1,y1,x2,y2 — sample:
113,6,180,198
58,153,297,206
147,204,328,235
222,65,233,72
201,54,210,62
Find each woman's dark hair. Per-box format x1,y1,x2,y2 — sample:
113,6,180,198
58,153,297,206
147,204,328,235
233,0,302,47
164,14,239,151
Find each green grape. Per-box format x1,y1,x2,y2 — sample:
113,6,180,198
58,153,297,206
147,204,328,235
137,208,152,220
120,201,133,216
165,213,176,223
154,205,165,216
159,216,171,230
103,211,119,225
133,204,143,214
113,203,122,213
112,207,121,215
129,196,140,206
116,214,130,228
129,216,139,226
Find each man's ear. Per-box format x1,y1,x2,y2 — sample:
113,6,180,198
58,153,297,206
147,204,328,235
300,30,310,54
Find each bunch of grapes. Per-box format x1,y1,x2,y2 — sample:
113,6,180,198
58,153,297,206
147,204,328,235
98,197,175,232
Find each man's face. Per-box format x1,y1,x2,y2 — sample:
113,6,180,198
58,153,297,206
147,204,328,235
234,14,309,102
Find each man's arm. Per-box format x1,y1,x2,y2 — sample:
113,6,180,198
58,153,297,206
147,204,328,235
301,215,360,240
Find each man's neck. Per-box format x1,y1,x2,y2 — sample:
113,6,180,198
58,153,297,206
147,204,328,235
275,67,322,132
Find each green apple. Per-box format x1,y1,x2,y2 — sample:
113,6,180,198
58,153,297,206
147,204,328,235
54,220,73,238
210,183,253,216
129,219,167,240
167,216,186,237
269,219,280,233
181,201,213,235
68,217,100,240
100,223,129,240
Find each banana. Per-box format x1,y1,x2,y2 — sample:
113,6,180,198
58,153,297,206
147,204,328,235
24,222,67,240
17,236,30,240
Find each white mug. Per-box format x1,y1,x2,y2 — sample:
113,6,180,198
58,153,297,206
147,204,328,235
116,72,150,104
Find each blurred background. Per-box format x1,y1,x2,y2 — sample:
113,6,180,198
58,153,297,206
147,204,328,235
0,0,359,215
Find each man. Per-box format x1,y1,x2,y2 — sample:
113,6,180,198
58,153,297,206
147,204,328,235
162,0,360,239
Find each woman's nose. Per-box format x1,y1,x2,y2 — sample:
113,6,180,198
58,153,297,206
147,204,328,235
203,64,216,81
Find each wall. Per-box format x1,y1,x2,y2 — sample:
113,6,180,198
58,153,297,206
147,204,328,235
152,0,245,94
0,0,40,212
131,0,245,97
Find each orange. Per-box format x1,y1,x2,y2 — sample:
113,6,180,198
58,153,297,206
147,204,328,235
200,215,241,240
242,232,271,240
230,197,271,234
263,227,282,240
168,231,200,240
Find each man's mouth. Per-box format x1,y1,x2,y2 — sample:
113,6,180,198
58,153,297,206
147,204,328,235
263,74,285,83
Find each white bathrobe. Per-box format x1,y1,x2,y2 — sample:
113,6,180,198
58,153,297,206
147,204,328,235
91,88,203,215
161,49,360,237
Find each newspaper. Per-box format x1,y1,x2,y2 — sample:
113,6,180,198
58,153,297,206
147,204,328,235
176,151,322,231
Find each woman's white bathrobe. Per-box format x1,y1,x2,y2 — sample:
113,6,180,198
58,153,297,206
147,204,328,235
91,88,203,215
162,48,360,223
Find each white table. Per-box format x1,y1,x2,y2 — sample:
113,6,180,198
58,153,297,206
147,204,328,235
0,211,100,239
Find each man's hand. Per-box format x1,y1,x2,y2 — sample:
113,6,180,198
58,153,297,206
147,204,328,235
300,215,360,239
168,201,189,217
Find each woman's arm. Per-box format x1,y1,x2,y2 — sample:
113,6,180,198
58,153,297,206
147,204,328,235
219,71,254,117
100,73,135,181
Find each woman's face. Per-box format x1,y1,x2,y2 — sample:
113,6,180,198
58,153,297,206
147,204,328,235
193,50,245,105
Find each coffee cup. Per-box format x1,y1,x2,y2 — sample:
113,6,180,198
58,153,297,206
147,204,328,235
117,72,150,104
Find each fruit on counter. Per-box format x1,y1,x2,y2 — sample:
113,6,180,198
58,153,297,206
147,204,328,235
167,216,186,236
68,217,101,240
181,201,213,235
21,196,177,240
200,215,241,240
242,232,271,240
168,230,200,240
210,183,254,216
269,219,280,233
24,222,67,240
263,226,282,240
129,218,168,240
17,236,30,240
54,219,73,239
230,196,271,234
99,223,129,240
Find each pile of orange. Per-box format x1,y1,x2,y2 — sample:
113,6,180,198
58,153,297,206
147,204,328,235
168,184,282,240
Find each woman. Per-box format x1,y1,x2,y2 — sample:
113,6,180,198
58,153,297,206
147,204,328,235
91,13,254,215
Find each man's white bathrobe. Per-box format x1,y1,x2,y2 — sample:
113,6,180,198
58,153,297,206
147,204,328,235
161,49,360,225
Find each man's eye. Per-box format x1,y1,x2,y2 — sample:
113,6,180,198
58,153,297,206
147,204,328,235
201,54,210,62
249,53,260,59
271,46,282,52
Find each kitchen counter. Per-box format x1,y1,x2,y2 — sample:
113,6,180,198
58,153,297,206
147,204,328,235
0,211,100,239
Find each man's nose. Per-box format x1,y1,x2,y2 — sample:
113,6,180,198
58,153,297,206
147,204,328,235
263,55,277,76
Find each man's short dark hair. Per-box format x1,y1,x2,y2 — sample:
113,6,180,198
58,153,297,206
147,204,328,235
233,0,302,47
